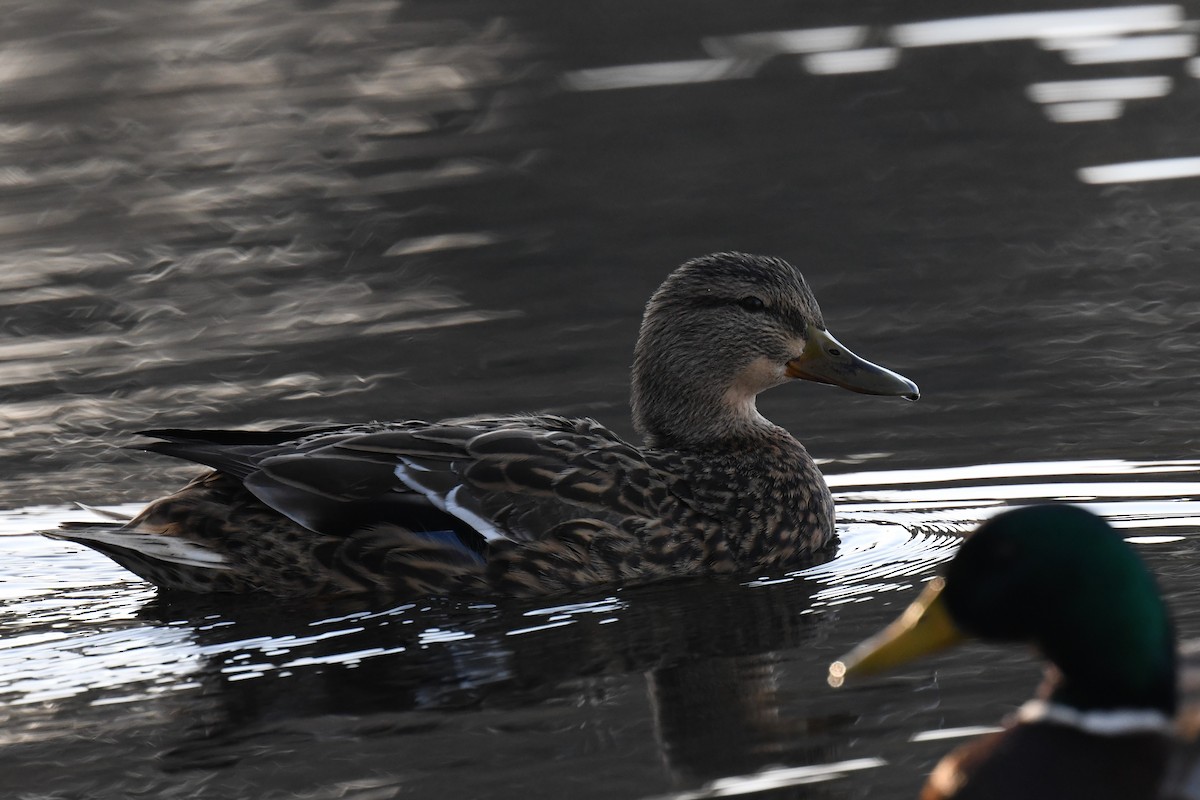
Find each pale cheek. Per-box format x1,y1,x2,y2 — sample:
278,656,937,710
727,356,789,399
785,335,807,362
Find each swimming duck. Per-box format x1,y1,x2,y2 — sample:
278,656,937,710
829,504,1178,799
47,252,918,597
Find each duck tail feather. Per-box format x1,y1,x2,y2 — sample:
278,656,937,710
131,440,260,479
136,425,346,446
42,525,232,570
73,503,135,522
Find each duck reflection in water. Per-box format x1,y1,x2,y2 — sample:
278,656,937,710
149,575,853,794
47,252,916,598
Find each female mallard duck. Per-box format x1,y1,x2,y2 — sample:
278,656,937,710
47,252,918,597
830,504,1178,799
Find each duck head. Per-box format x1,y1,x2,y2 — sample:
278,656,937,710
830,504,1178,716
631,252,918,449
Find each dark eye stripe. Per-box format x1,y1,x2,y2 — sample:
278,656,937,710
690,295,793,321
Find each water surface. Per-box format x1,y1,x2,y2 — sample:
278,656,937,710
4,1,1200,797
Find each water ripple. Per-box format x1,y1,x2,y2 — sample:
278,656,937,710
5,457,1198,711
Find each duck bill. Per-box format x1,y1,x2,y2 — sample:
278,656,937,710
786,327,919,400
827,578,963,687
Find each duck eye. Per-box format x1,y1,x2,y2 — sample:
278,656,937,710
737,296,766,312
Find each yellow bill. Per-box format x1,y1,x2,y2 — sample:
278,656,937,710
828,578,965,688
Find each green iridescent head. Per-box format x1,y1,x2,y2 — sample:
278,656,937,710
833,504,1177,715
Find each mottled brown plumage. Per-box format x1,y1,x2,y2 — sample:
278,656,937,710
46,252,917,597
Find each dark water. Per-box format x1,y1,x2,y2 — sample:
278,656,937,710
4,1,1200,797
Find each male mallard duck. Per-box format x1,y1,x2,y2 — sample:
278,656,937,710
47,252,918,597
830,504,1178,799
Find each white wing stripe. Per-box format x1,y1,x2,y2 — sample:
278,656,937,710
393,462,510,543
445,485,509,543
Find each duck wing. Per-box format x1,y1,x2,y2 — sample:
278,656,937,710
136,416,688,551
137,422,468,543
136,423,354,478
336,415,679,539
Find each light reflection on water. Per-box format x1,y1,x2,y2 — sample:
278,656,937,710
570,5,1195,88
4,458,1198,703
643,757,889,799
566,4,1200,132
